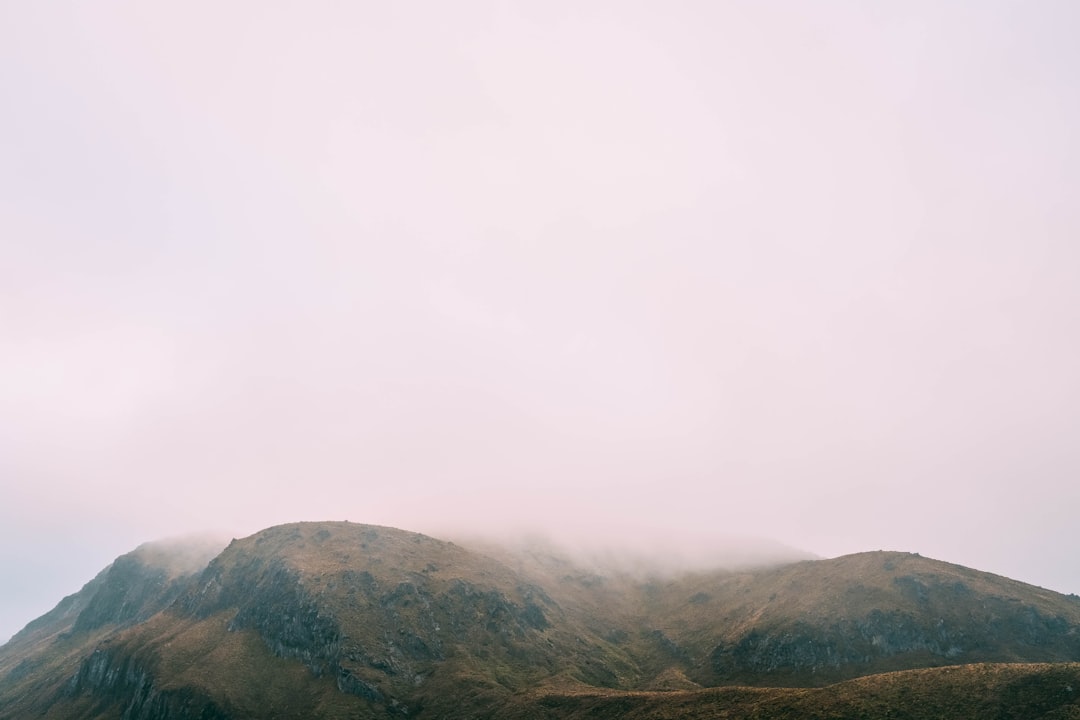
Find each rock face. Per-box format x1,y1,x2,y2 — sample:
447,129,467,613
66,646,228,720
3,524,1080,720
184,555,344,677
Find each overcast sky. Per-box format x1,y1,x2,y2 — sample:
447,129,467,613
2,0,1079,644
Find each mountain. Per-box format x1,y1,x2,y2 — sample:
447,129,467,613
2,521,1080,719
0,534,225,718
634,549,1080,686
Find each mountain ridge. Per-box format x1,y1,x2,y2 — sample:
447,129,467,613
3,521,1079,719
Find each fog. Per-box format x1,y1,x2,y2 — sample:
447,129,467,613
3,1,1080,644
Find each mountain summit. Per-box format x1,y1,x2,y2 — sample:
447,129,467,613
3,521,1079,719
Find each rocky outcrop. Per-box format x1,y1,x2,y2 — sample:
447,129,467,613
65,646,229,720
181,553,343,677
225,563,342,677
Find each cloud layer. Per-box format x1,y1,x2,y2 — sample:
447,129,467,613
3,1,1079,642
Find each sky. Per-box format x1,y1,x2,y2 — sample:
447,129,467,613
2,0,1079,645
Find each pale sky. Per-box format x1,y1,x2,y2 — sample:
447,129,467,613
2,1,1079,644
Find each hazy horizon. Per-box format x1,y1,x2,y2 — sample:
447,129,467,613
3,1,1079,645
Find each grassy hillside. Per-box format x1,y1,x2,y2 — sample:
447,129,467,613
494,663,1080,720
